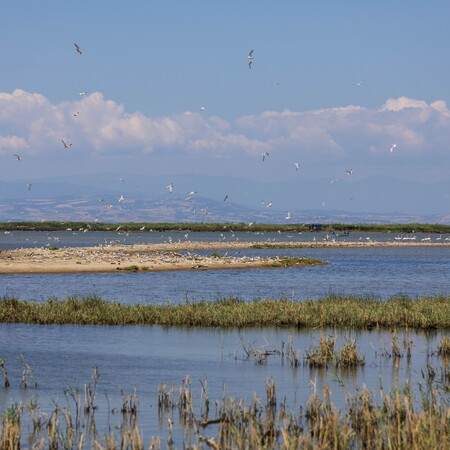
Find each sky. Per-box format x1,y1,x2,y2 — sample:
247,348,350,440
1,1,450,216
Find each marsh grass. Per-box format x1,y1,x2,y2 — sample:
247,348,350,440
437,336,450,356
1,378,448,449
1,294,449,329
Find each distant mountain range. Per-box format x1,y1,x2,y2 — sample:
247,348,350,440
0,174,448,224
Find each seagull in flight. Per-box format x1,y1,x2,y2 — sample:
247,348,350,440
167,183,173,193
14,154,21,161
390,143,397,153
285,211,291,220
294,162,300,171
74,43,83,55
185,191,197,200
62,139,72,149
223,195,229,202
346,169,353,176
248,49,254,68
353,80,364,86
200,106,205,112
266,201,273,208
79,92,87,96
118,195,124,202
261,152,269,162
73,112,80,117
26,184,32,191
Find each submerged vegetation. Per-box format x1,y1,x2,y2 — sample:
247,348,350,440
0,220,449,234
0,295,449,329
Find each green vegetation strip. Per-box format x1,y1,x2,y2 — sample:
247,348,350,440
0,221,449,233
0,295,449,329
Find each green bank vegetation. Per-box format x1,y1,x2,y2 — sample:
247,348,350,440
0,295,448,329
0,221,449,234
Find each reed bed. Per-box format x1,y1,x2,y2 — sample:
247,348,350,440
0,377,448,449
0,295,449,329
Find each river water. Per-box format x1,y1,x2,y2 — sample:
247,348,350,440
0,231,449,446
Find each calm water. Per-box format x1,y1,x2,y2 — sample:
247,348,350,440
0,324,447,445
0,231,449,446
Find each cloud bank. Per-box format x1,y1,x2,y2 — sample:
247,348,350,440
1,89,449,166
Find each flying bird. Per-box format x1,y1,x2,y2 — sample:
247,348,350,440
346,169,353,176
62,140,72,149
353,80,364,87
285,212,291,220
26,184,32,191
266,201,273,208
79,92,87,96
167,183,173,193
223,195,229,202
248,49,254,68
14,154,21,161
200,106,205,112
118,195,124,202
294,162,300,171
261,152,269,162
185,191,197,200
73,112,80,117
74,43,83,55
390,143,397,153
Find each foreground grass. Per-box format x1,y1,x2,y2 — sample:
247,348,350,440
0,295,449,329
1,374,448,449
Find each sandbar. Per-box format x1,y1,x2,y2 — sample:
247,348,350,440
0,240,448,274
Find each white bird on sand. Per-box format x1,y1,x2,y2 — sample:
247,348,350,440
62,139,72,149
390,143,397,153
74,43,83,55
261,152,269,162
14,154,21,161
294,162,300,171
248,49,254,68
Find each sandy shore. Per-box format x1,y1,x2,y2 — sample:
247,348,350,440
0,240,448,274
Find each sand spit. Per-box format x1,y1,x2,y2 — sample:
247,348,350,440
0,240,448,274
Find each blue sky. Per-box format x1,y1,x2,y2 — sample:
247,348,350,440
1,1,450,216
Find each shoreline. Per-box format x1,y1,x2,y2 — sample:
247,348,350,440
0,240,448,274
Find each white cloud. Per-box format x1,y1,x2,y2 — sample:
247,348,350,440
0,90,449,165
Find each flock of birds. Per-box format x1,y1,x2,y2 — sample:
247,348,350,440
9,43,400,225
